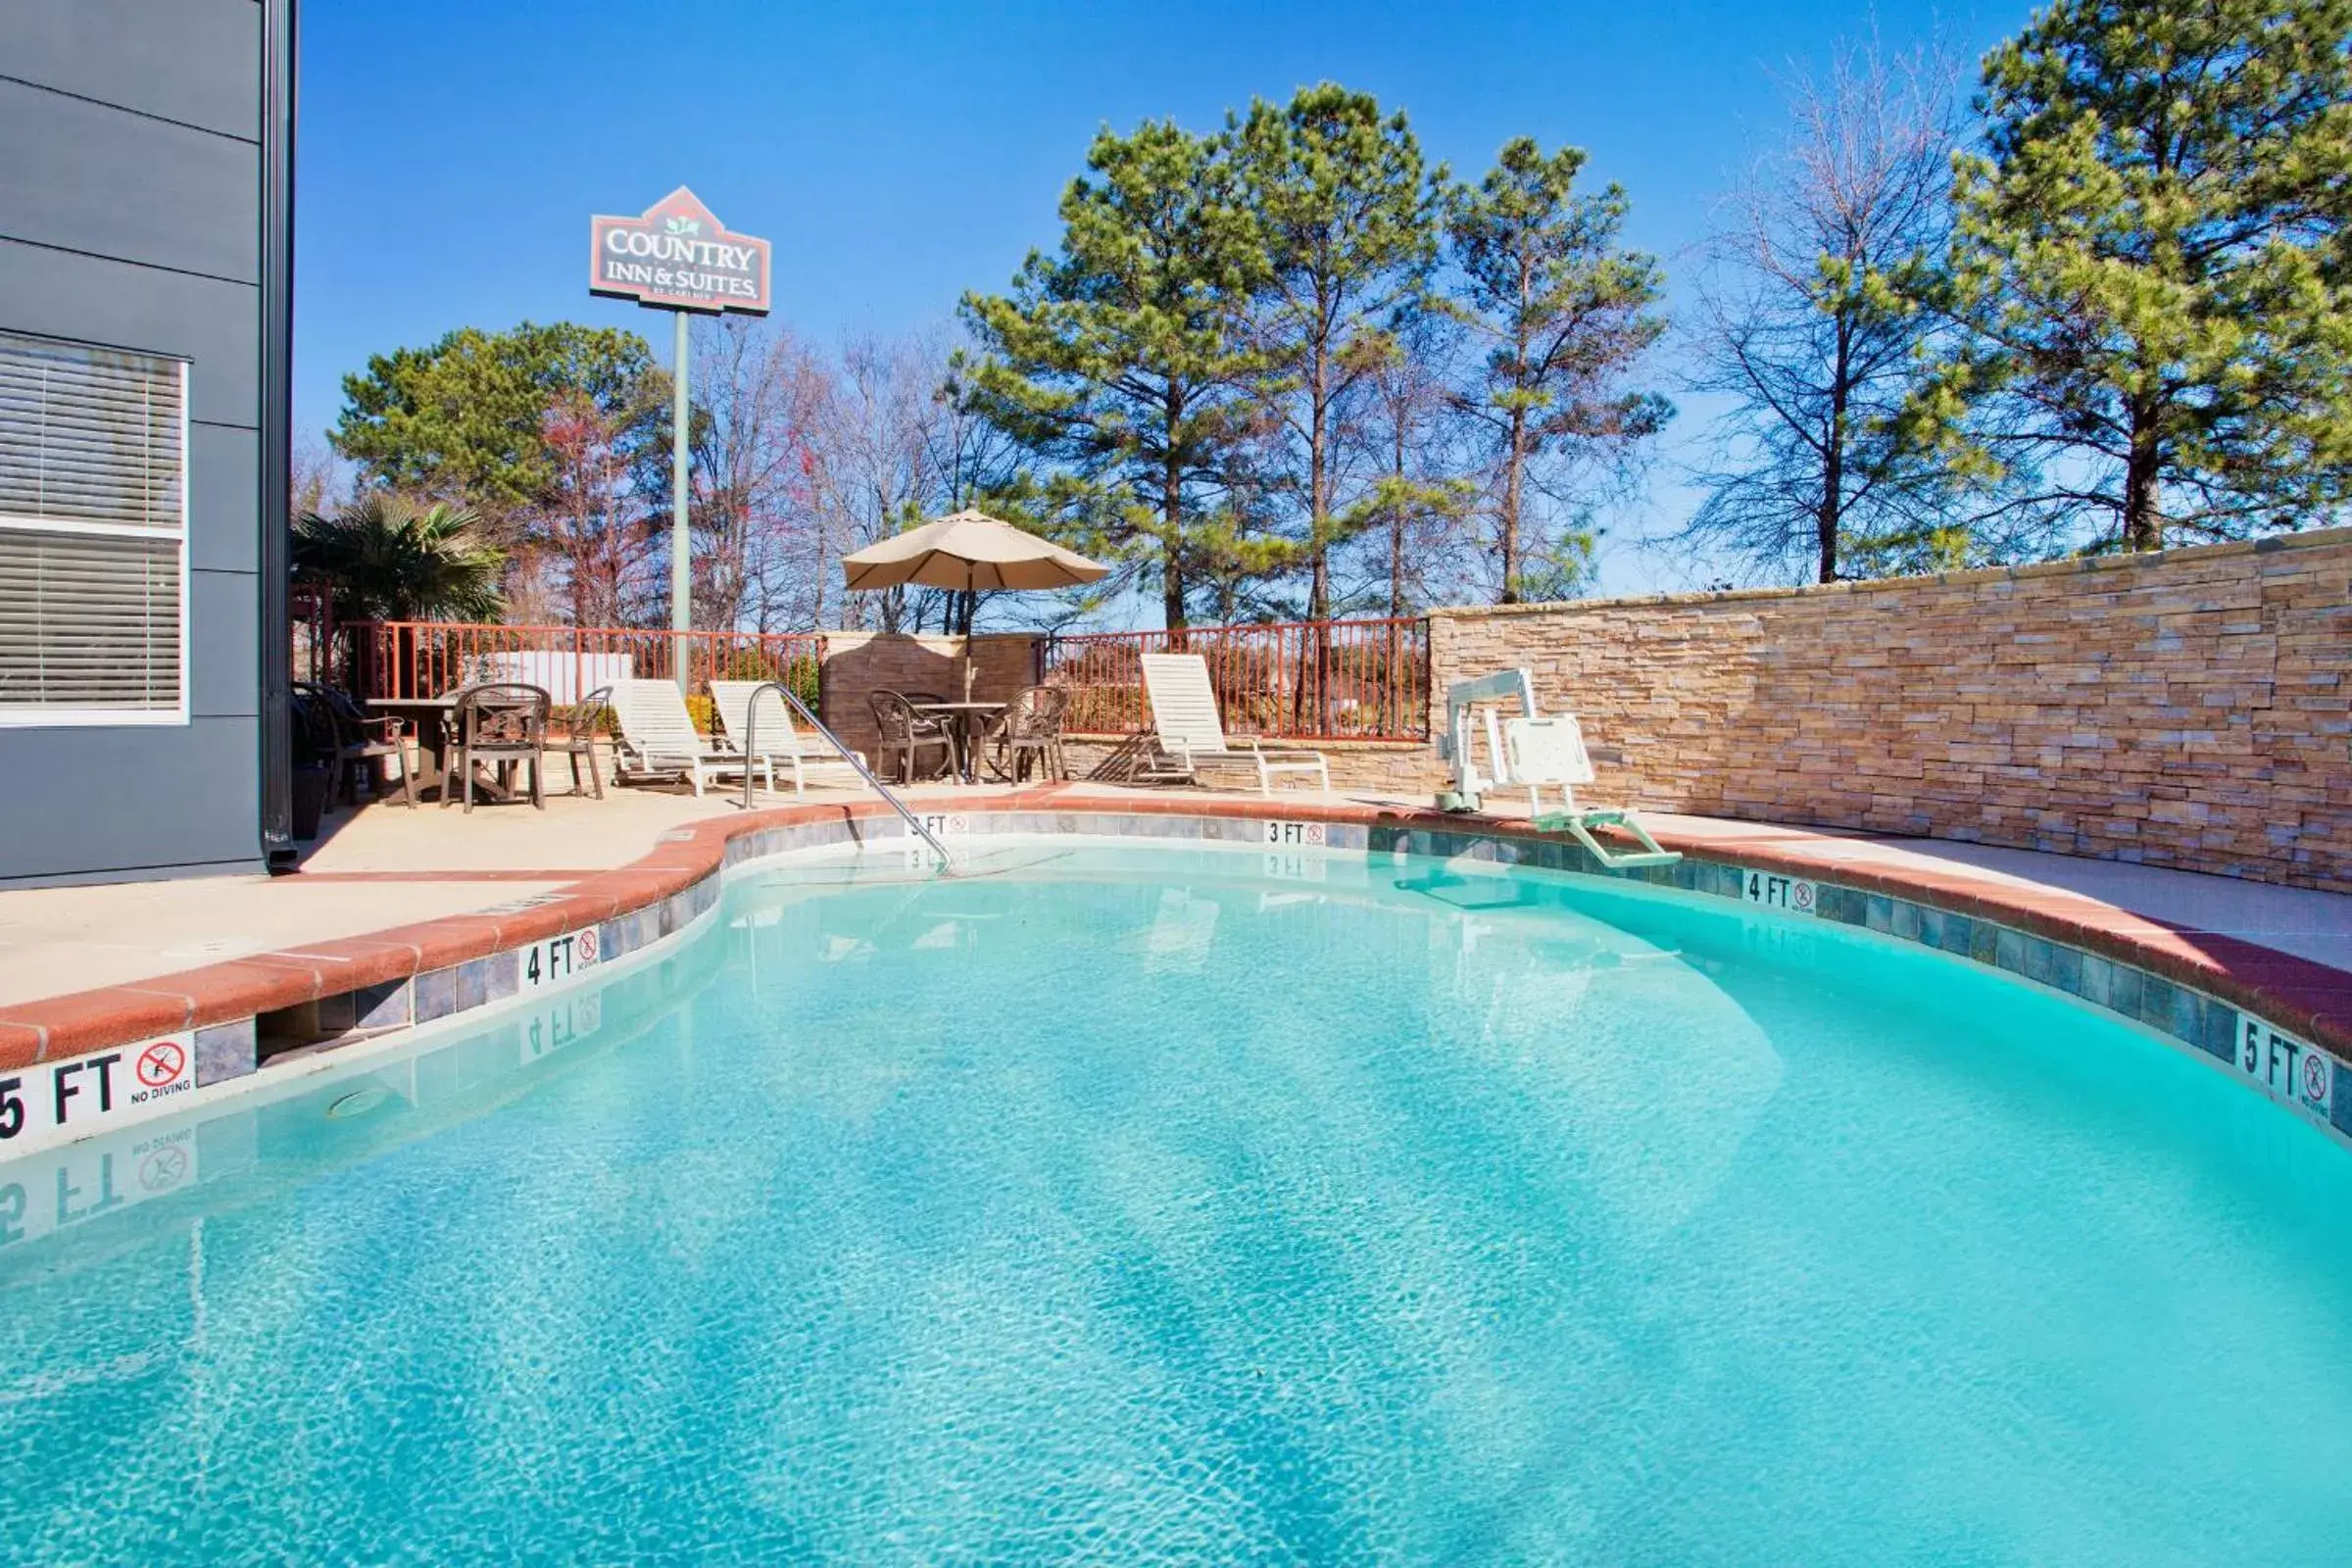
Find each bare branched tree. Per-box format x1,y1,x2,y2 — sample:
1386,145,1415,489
910,348,1053,633
805,334,956,633
290,431,347,521
539,390,660,627
1343,306,1480,614
1444,139,1672,605
1677,37,1974,584
690,318,830,632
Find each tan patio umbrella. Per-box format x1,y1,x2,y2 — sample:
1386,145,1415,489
842,509,1107,697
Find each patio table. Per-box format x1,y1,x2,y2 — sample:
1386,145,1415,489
912,700,1004,786
367,694,538,804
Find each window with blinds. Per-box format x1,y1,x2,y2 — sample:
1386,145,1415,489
0,333,188,723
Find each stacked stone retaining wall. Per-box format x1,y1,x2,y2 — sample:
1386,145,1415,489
812,531,2351,889
1424,531,2351,890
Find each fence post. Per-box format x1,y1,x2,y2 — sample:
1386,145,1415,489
1386,619,1399,736
1417,616,1433,740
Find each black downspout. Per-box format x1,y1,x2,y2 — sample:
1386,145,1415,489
258,0,298,871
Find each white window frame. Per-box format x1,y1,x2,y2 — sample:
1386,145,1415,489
0,346,191,729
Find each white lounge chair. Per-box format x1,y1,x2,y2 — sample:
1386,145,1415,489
1140,653,1331,795
609,678,765,797
709,680,868,796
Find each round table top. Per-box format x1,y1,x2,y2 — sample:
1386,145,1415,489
912,700,1004,710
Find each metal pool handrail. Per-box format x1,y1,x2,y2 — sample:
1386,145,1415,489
734,680,953,874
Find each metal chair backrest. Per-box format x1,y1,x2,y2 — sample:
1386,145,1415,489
457,683,548,749
296,680,368,728
1004,683,1067,742
572,684,617,738
869,690,921,747
289,687,342,758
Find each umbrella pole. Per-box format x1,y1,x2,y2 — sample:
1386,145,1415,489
961,570,976,700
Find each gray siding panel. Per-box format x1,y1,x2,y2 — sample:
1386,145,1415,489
0,2,270,886
0,0,260,141
0,239,257,426
189,567,258,719
0,717,259,880
0,77,260,281
189,421,258,572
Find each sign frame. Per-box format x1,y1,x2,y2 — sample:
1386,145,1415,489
588,186,771,317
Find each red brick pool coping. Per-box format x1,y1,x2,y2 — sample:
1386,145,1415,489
1,787,2347,1069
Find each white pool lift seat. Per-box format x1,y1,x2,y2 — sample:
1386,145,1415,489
1442,668,1680,871
1139,653,1331,795
708,680,868,796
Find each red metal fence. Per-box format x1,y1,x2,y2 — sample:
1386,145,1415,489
330,614,1428,742
344,621,826,709
1042,617,1430,742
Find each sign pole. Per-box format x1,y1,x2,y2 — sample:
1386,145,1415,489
670,308,691,689
587,186,770,695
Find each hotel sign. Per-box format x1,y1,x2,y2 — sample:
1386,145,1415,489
589,186,770,315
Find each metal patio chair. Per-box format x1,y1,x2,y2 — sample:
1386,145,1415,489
980,684,1070,783
294,680,416,808
443,683,550,811
868,690,957,784
553,685,611,800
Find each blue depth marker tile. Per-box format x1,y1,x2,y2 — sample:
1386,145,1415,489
2195,998,2237,1061
193,1018,257,1086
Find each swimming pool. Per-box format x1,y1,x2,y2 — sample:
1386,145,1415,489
3,837,2348,1563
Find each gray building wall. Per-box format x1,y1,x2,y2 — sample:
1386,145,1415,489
0,0,289,884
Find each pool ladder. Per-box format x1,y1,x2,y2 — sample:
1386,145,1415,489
733,680,954,874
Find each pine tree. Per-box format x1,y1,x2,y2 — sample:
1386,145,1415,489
1917,0,2352,551
1444,140,1672,603
960,121,1266,628
1233,84,1439,620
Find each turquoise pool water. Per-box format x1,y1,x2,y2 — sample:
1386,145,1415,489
1,841,2348,1563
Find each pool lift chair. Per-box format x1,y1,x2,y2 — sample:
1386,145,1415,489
1437,669,1681,872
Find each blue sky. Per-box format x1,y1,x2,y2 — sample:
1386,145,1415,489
295,0,2022,597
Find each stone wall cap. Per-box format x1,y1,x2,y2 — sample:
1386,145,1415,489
1425,524,2352,622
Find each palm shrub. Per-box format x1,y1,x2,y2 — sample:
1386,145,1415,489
293,492,506,622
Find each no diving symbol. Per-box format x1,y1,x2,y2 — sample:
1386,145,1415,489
1790,881,1816,914
136,1041,185,1089
2303,1052,2330,1105
574,928,599,964
138,1144,188,1192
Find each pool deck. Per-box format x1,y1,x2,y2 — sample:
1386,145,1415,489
0,780,2347,1059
